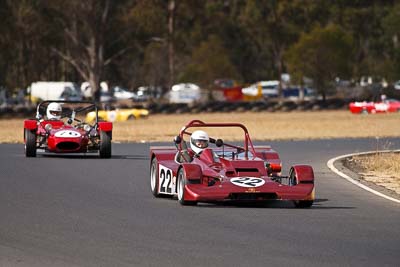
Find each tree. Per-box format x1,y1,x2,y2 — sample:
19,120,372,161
238,0,308,96
333,3,390,80
179,35,240,93
42,0,132,101
122,0,168,88
382,2,400,81
285,24,353,101
1,0,54,91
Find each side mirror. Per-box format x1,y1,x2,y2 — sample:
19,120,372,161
174,135,182,144
215,139,223,147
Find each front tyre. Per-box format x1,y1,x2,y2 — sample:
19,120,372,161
289,167,313,208
25,129,37,157
99,131,111,158
150,158,160,197
177,168,197,206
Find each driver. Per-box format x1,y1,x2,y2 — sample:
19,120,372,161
190,130,209,155
46,102,62,120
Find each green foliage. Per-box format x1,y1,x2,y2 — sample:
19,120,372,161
0,0,399,99
179,35,240,88
285,24,353,100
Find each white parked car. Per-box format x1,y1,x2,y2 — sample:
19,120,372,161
113,86,136,100
29,81,82,102
168,83,201,104
242,80,279,99
394,80,400,90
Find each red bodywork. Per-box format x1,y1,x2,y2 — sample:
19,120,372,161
23,100,113,157
349,99,400,114
150,120,315,206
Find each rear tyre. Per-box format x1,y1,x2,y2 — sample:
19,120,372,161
99,131,111,158
177,168,197,206
127,114,136,120
150,158,160,197
25,129,37,157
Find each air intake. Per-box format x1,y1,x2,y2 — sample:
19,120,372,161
229,193,278,201
57,142,80,150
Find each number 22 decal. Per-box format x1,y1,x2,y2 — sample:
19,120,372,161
230,177,265,187
159,165,174,194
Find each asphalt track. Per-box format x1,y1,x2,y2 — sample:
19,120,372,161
0,138,399,267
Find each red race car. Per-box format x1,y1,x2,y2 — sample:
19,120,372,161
349,99,400,114
150,120,315,207
23,100,112,158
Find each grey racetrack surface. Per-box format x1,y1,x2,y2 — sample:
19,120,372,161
1,138,399,267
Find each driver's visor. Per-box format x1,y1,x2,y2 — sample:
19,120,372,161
50,110,61,116
194,139,208,148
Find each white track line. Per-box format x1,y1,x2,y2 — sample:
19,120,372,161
327,150,400,204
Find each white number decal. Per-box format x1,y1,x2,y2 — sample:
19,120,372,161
230,177,265,187
159,165,175,194
54,130,81,138
375,103,388,111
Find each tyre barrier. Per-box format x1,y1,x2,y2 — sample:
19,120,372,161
0,99,349,118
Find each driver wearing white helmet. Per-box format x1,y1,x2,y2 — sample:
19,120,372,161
46,102,62,120
190,130,209,155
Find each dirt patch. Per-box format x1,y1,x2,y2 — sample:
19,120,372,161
343,155,400,199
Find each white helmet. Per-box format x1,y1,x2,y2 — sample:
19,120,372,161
190,130,209,154
46,102,62,120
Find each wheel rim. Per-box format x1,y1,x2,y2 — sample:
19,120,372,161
150,161,157,192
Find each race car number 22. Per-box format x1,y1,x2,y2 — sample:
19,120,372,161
230,177,265,187
159,165,174,194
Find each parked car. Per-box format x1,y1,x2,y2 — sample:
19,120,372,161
394,80,400,90
86,107,149,122
168,83,201,104
29,81,82,102
113,86,136,100
242,80,279,100
349,99,400,114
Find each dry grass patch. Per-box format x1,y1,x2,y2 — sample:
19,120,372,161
352,153,400,195
2,110,400,143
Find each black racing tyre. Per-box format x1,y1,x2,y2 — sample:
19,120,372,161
293,200,313,208
150,157,161,197
288,167,313,208
99,131,112,158
177,168,197,206
25,129,37,157
288,167,297,186
127,114,136,120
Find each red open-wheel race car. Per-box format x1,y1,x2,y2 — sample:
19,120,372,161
349,99,400,114
23,100,112,158
150,120,315,207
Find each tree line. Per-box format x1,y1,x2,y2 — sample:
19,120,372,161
0,0,399,101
